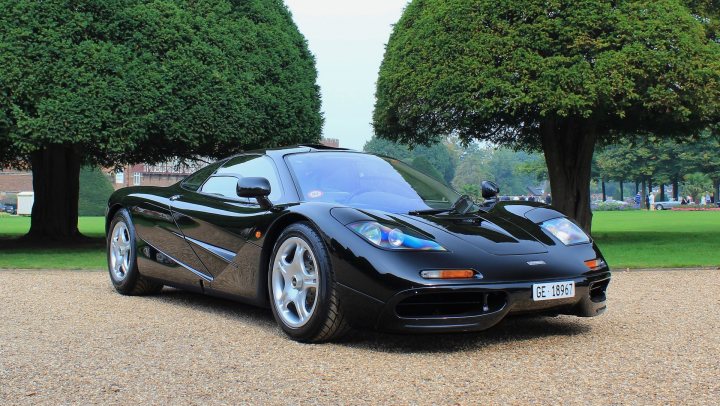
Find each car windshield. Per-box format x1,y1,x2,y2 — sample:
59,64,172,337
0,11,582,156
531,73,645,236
286,152,460,213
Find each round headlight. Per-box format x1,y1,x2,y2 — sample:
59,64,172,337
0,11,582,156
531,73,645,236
388,228,405,247
359,222,382,246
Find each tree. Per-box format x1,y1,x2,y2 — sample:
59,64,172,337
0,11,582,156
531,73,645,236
363,137,456,182
678,131,720,200
0,0,322,241
411,156,444,181
374,0,720,231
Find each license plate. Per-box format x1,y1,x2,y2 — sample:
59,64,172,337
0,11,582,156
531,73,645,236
532,281,575,301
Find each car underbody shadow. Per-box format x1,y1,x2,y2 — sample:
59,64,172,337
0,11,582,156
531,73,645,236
339,316,593,353
144,286,593,350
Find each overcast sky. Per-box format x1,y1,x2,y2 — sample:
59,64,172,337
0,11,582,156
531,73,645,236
284,0,409,150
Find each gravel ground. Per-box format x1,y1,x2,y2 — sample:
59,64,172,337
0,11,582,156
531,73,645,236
1,269,718,405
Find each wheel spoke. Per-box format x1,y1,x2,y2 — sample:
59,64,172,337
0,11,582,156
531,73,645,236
294,290,309,321
281,289,293,310
303,276,318,289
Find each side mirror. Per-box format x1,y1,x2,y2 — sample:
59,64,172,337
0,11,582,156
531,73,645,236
481,180,500,200
237,177,273,209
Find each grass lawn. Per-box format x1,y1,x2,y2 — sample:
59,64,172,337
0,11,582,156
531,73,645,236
0,216,106,270
592,211,720,268
1,212,719,269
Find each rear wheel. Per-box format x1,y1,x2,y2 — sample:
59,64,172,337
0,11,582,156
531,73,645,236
655,204,664,210
268,222,349,342
107,209,163,295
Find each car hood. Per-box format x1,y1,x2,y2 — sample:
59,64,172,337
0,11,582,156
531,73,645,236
330,204,558,256
395,211,549,255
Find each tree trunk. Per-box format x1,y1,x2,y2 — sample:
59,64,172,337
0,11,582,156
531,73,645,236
541,119,597,233
713,178,719,205
672,177,679,201
619,180,624,201
641,179,647,210
635,182,639,194
601,178,606,201
27,145,82,241
660,184,665,202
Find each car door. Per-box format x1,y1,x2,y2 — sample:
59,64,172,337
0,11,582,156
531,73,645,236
170,154,283,299
130,160,226,285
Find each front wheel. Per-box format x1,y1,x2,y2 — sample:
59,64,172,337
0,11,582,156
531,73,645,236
107,209,163,295
268,222,350,342
655,204,664,210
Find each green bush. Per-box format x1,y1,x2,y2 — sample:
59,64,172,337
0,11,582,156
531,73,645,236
78,167,115,216
592,201,639,211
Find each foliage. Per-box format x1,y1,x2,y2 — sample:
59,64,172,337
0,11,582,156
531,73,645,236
363,137,456,182
0,0,322,166
374,0,720,231
78,167,116,216
451,145,545,196
591,201,639,211
410,156,444,181
682,172,713,201
375,0,720,146
458,184,482,201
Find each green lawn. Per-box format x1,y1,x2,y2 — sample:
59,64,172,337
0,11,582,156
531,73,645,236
0,216,106,269
1,212,719,269
591,211,720,268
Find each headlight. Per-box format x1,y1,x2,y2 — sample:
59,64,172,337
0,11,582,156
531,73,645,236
540,218,590,245
348,221,446,251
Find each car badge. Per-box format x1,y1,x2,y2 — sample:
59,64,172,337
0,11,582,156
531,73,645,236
527,260,546,266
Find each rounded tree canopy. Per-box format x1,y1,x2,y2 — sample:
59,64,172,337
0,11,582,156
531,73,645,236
374,0,720,147
0,0,322,167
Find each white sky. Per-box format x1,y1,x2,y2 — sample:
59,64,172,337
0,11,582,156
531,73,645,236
284,0,409,150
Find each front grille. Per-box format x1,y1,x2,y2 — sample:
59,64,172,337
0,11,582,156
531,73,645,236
395,292,506,318
589,279,610,302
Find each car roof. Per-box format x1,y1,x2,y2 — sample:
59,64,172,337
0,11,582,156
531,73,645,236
230,144,360,160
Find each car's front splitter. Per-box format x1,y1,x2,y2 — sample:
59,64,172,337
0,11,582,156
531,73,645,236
372,271,610,333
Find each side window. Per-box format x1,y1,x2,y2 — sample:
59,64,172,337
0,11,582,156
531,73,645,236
199,176,239,198
211,155,282,201
181,160,225,191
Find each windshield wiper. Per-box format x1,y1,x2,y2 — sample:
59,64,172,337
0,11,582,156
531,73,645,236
409,195,477,216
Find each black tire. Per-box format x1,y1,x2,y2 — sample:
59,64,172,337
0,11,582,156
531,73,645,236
656,204,663,210
268,222,350,343
107,209,163,296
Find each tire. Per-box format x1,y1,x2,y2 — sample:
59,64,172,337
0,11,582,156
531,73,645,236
107,209,163,296
655,204,663,210
268,222,350,343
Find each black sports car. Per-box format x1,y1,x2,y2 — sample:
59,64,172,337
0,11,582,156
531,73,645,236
106,145,610,342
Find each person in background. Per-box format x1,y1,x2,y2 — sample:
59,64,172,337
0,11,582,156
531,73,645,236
705,192,711,204
634,192,641,208
681,196,688,205
645,194,650,210
701,193,707,205
528,195,536,202
649,192,655,210
545,194,552,205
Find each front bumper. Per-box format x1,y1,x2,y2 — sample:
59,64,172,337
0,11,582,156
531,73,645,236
373,271,610,333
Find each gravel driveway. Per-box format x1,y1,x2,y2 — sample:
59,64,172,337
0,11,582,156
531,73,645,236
1,269,718,404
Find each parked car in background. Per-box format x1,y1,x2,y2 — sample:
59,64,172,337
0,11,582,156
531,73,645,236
653,199,681,210
2,204,17,215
